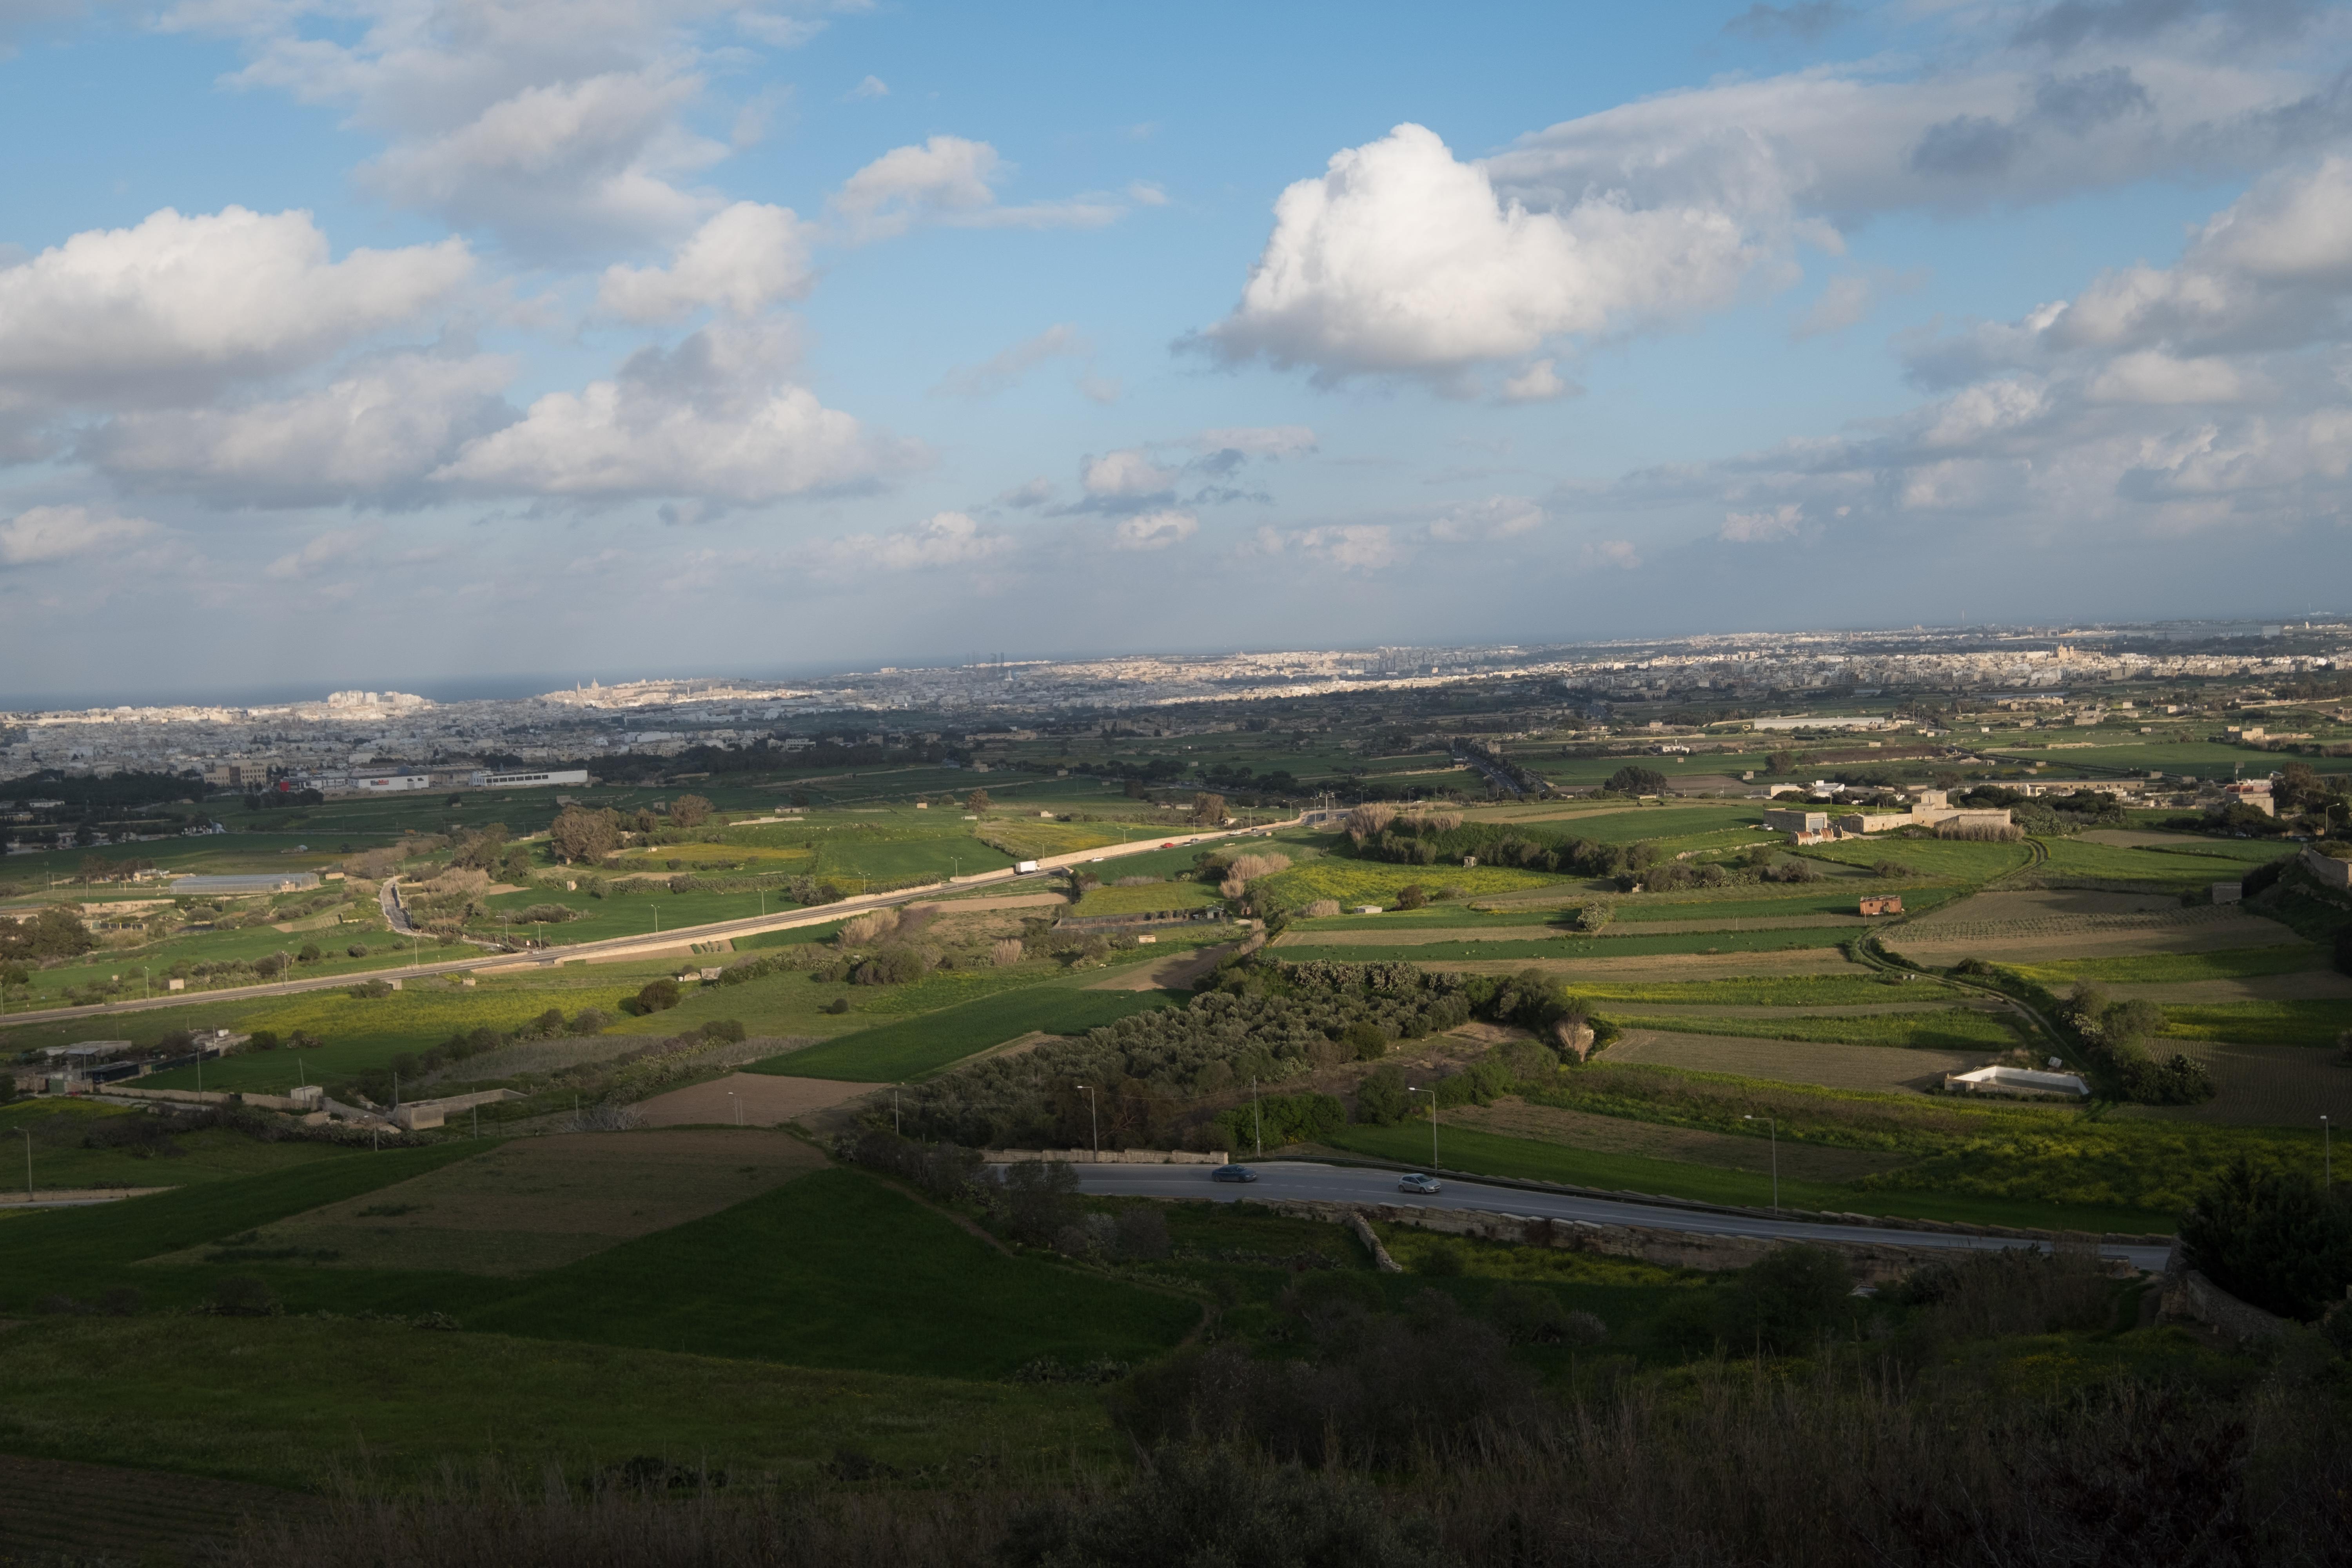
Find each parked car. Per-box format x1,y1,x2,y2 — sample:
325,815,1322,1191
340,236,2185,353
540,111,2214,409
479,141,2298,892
1212,1164,1259,1183
1397,1172,1443,1195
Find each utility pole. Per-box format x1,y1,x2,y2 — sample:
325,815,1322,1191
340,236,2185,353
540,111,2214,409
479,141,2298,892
17,1129,29,1201
1077,1083,1098,1158
1250,1076,1261,1158
2325,1114,2333,1189
1407,1085,1438,1171
893,1089,901,1136
1745,1114,1779,1214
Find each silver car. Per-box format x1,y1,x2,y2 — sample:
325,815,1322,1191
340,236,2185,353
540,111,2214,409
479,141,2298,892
1397,1172,1443,1195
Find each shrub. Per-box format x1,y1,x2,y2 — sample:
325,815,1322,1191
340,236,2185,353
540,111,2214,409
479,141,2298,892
2180,1158,2352,1321
1356,1065,1410,1126
1343,1021,1388,1061
700,1018,747,1044
296,942,321,963
1575,901,1611,932
634,978,681,1014
987,1160,1082,1245
347,979,395,999
1116,1205,1172,1261
1395,884,1426,910
209,1276,280,1317
992,938,1026,967
1606,766,1669,796
1487,1282,1569,1342
1716,1244,1854,1352
1305,899,1342,918
345,943,368,958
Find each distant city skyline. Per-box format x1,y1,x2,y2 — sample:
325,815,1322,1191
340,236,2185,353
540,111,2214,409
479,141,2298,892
6,1,2352,701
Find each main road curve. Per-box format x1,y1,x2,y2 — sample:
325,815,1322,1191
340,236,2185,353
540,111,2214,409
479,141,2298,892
1073,1160,2174,1272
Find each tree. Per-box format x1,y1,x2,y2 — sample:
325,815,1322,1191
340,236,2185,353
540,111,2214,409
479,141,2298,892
967,788,991,813
1767,750,1797,776
548,805,623,864
296,942,321,964
1191,791,1227,826
1396,884,1427,910
634,978,681,1014
0,907,95,963
669,793,713,829
1716,1244,1854,1351
1605,766,1669,797
2180,1158,2352,1320
1356,1064,1409,1125
1343,1021,1389,1061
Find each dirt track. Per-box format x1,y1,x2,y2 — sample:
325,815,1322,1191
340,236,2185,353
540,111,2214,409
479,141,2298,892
635,1072,884,1126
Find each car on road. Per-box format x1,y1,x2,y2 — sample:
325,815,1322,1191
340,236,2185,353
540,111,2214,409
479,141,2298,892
1397,1172,1443,1195
1211,1164,1259,1183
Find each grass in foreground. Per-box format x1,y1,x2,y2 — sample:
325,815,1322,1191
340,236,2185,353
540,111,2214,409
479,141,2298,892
0,1316,1121,1494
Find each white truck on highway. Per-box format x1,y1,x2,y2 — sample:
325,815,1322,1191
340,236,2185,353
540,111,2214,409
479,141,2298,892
1014,860,1041,875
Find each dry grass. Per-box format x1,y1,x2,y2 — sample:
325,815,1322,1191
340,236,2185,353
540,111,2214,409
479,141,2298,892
1087,942,1233,991
632,1073,885,1127
149,1131,823,1276
1601,1029,1984,1094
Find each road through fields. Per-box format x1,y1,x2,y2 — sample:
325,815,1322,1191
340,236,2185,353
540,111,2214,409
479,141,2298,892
1072,1160,2175,1271
2,820,1298,1029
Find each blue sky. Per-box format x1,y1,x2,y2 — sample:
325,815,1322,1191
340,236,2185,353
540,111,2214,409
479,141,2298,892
3,0,2350,702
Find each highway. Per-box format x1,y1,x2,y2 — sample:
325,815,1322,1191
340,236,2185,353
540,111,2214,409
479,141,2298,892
0,818,1297,1029
1073,1160,2176,1272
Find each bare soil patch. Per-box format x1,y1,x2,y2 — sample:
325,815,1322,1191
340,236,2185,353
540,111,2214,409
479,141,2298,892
1602,1029,1984,1094
155,1130,823,1277
1891,890,2289,964
907,893,1069,914
1089,942,1232,991
1448,1098,1904,1183
2116,1041,2352,1127
634,1072,883,1127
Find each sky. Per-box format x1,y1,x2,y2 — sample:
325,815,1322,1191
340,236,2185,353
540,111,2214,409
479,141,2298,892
5,0,2352,704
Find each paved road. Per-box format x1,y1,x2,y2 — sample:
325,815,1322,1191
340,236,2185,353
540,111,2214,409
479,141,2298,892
1073,1161,2175,1271
380,877,413,934
0,818,1297,1029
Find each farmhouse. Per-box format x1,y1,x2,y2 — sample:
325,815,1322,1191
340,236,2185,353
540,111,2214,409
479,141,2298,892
1762,808,1829,835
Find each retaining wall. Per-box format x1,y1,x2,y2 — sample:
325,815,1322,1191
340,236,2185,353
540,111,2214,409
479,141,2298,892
982,1148,1228,1165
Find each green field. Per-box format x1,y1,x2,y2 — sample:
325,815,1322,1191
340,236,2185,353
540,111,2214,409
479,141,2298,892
0,1098,363,1192
2038,837,2291,888
1255,858,1569,908
1799,837,2037,880
2158,999,2352,1047
1604,1008,2020,1051
755,983,1187,1081
0,1316,1120,1493
1274,928,1857,962
1568,975,1958,1005
2005,946,2321,984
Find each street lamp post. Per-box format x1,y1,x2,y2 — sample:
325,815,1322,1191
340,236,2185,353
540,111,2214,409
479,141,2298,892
1250,1075,1261,1158
1406,1085,1439,1171
728,1090,739,1127
1076,1083,1098,1158
1744,1114,1779,1215
2325,1114,2333,1189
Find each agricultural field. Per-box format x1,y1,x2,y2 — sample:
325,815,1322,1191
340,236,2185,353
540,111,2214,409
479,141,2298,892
1600,1029,1989,1093
756,981,1186,1082
2036,836,2289,890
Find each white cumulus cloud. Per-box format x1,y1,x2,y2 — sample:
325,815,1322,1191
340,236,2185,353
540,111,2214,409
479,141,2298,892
597,201,814,321
829,134,1129,242
825,511,1012,570
1200,122,1757,383
435,318,917,503
1114,510,1196,551
0,206,472,405
0,505,160,566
